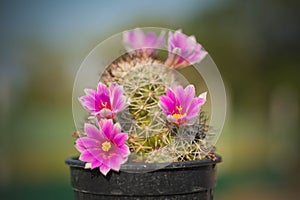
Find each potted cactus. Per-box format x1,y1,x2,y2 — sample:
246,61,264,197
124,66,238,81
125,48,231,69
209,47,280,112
66,28,226,199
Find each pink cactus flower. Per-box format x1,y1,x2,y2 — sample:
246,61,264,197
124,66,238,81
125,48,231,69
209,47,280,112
166,30,207,69
159,85,207,125
75,120,130,176
123,28,165,55
79,82,127,119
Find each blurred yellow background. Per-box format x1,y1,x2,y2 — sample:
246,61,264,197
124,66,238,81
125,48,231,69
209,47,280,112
0,0,299,199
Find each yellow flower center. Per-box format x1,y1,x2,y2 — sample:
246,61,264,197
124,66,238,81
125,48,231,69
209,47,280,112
100,102,111,111
102,141,112,152
173,113,185,119
172,106,186,119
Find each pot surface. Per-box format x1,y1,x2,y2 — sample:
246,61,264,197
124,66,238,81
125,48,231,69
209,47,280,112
65,156,221,200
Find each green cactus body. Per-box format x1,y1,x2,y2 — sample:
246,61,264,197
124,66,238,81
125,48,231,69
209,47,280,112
120,64,176,161
101,53,211,163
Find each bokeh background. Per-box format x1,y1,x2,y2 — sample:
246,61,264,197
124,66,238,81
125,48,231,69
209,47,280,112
1,0,299,199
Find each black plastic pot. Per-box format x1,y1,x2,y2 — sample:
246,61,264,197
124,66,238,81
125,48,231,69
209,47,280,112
65,156,221,200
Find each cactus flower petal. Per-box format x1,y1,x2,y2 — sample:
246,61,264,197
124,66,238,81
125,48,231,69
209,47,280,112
166,30,207,69
159,85,207,125
123,28,165,55
75,120,130,176
79,82,127,119
100,164,110,176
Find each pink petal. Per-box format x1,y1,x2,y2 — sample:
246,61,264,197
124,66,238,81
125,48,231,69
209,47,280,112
124,28,143,49
100,164,111,176
84,123,104,140
160,85,206,126
173,85,185,106
75,143,86,152
101,120,115,140
159,95,176,115
114,96,127,112
186,93,206,118
174,54,186,66
167,30,207,68
186,100,201,118
166,88,176,102
179,85,196,113
124,31,135,45
87,148,105,163
76,137,99,148
123,28,165,54
97,93,111,108
113,132,128,146
187,44,202,62
97,82,109,96
183,85,196,104
79,96,96,112
80,95,95,105
198,92,207,106
133,29,145,47
79,150,95,163
186,108,200,119
84,88,97,98
144,32,157,46
116,144,130,157
110,83,126,112
91,159,102,169
106,154,123,171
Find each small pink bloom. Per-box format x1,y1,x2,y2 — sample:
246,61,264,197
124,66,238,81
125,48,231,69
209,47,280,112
79,82,127,119
159,85,207,125
123,28,165,55
166,30,207,69
75,120,130,176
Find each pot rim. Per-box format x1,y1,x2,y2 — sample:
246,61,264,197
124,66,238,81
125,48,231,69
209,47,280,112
65,155,221,172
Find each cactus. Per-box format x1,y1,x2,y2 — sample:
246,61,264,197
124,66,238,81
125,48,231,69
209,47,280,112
75,29,217,176
101,53,182,161
101,52,212,162
119,64,181,161
101,53,163,86
146,112,214,162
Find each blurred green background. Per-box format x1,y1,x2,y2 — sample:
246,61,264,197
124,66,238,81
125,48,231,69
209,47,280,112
0,0,299,199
